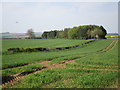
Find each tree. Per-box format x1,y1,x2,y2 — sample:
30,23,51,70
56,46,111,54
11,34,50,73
87,29,92,39
56,31,64,38
99,26,107,39
90,30,96,39
68,27,78,39
49,31,57,39
63,28,70,39
78,26,88,39
41,31,57,39
26,29,35,39
91,29,106,39
42,32,49,39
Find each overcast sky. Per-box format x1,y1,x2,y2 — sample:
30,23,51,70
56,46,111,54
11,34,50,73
1,1,118,33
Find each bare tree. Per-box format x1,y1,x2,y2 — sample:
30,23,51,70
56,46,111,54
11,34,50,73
26,29,35,39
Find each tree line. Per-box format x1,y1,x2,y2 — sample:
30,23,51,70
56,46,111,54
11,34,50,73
41,25,107,39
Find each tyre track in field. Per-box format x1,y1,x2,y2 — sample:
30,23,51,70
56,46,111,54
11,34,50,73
107,40,118,51
1,40,114,70
66,40,118,66
2,58,83,88
97,40,117,53
68,40,119,71
2,40,95,70
1,58,55,70
2,40,118,88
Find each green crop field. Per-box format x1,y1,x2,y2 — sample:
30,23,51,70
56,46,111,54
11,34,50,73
1,39,119,88
2,39,92,52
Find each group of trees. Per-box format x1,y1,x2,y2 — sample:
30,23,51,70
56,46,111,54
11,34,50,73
41,31,57,39
41,28,70,39
41,25,107,39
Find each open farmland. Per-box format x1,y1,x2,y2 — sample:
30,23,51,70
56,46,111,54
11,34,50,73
1,39,119,88
2,39,92,52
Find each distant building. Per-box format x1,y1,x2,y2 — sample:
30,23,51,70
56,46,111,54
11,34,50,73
106,33,120,38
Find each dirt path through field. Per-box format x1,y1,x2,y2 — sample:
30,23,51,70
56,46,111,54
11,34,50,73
107,40,118,51
64,40,118,65
98,40,118,53
104,40,116,51
2,59,77,88
2,40,96,70
2,40,116,70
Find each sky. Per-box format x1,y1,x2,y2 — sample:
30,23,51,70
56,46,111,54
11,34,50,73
1,0,119,34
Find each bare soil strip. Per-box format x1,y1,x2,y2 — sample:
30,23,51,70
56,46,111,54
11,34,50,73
2,59,76,88
1,40,115,70
2,54,119,88
2,40,95,70
2,63,29,70
2,39,117,71
2,57,54,70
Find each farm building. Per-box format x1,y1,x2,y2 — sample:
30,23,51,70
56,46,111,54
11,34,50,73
105,33,120,38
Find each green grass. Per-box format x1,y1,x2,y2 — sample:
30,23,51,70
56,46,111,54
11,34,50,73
2,39,92,52
10,68,118,88
65,63,118,69
11,70,63,88
2,64,43,76
2,39,113,68
1,39,119,88
75,41,118,66
73,71,118,88
48,54,85,65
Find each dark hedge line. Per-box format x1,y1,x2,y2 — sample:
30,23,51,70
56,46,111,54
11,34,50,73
7,40,95,53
